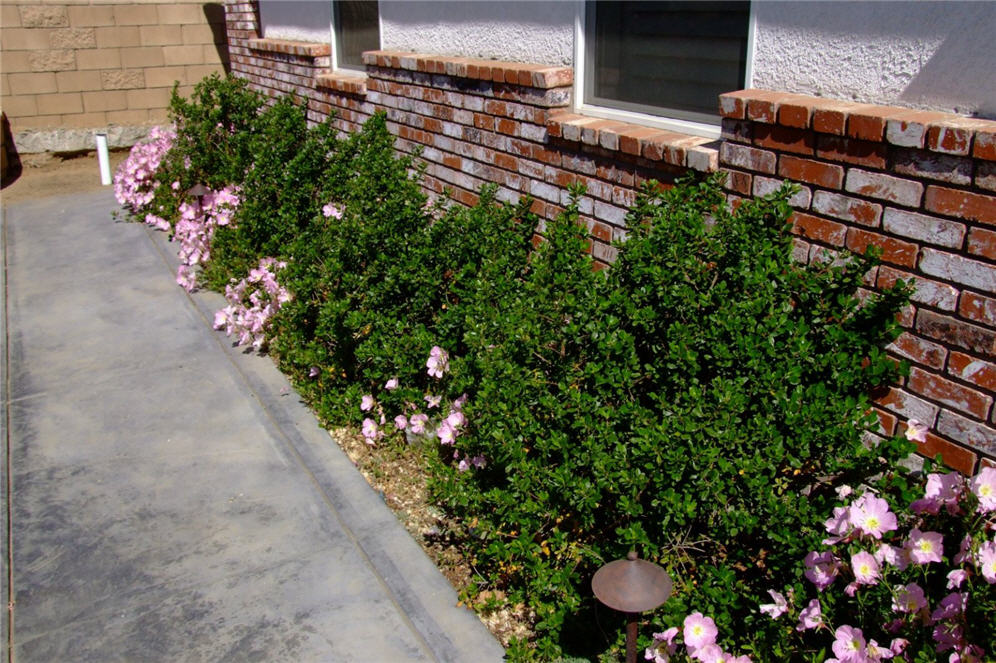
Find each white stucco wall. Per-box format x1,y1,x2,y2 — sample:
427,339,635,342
751,1,996,118
259,0,331,44
379,1,574,66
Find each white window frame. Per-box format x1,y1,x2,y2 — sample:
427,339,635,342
330,0,382,74
573,0,757,140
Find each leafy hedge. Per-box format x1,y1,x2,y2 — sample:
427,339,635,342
116,75,935,661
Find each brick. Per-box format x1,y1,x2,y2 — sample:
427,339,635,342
50,28,97,49
745,91,787,124
753,176,811,207
887,331,947,370
811,191,881,227
778,155,843,189
949,352,996,392
924,186,996,226
936,409,996,455
686,146,719,173
791,212,847,246
846,228,918,267
96,26,141,49
8,72,58,95
893,148,972,186
20,5,68,28
973,128,996,160
877,266,958,312
920,248,996,292
885,111,951,149
847,105,906,141
882,208,965,248
815,136,887,169
28,50,76,73
82,90,127,112
914,432,978,475
845,169,923,207
753,123,814,156
871,407,898,436
875,386,940,426
927,124,972,156
959,291,996,327
68,5,115,27
778,98,815,129
114,5,160,26
76,49,120,70
35,92,83,116
909,366,993,419
54,70,101,93
977,161,996,193
718,90,752,119
140,25,184,47
967,227,996,260
917,309,996,355
118,46,165,68
719,142,776,174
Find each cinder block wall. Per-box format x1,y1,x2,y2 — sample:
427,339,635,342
1,1,229,154
224,0,996,474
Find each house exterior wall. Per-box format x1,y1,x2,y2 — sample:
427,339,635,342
228,0,996,475
0,1,229,154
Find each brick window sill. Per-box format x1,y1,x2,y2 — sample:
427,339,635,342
248,37,330,58
316,71,367,96
361,50,573,90
546,112,720,173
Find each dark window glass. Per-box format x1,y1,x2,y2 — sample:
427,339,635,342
585,1,750,123
335,0,379,70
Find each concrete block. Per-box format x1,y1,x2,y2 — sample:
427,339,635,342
2,52,33,74
56,70,103,93
2,4,22,28
1,75,10,97
139,25,183,46
95,26,141,49
2,95,38,119
107,109,151,125
144,66,187,89
148,108,169,123
184,65,220,84
163,45,204,66
181,24,216,45
201,45,225,65
68,5,116,27
60,111,108,129
76,49,121,71
20,5,69,28
51,28,98,49
157,4,203,25
12,123,153,153
101,70,145,91
28,50,76,73
82,90,128,113
118,47,165,68
113,5,158,26
5,27,54,51
126,87,171,110
36,92,83,116
12,115,66,133
8,72,58,95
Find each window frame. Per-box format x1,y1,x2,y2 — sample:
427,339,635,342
573,0,758,139
330,0,382,74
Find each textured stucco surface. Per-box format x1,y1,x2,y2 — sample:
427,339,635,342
259,0,331,44
379,0,574,66
752,1,996,118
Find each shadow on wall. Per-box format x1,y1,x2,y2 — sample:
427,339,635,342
899,10,996,119
204,2,232,74
2,112,23,189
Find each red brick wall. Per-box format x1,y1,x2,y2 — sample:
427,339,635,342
222,1,995,474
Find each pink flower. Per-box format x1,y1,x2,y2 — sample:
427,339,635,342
690,644,722,662
309,366,320,378
851,550,880,585
394,414,408,430
890,639,909,656
796,599,822,631
849,493,898,539
469,455,486,469
426,346,449,378
905,419,928,443
931,592,966,623
360,394,375,411
384,378,399,390
875,543,909,571
954,535,973,565
804,551,839,591
361,417,380,444
947,569,970,589
446,410,466,429
906,529,944,564
424,394,441,409
452,393,468,410
437,421,456,445
912,473,964,515
832,625,867,662
977,541,996,583
759,590,788,619
176,265,197,291
322,203,343,219
933,622,964,653
867,640,894,660
645,628,678,663
823,506,852,545
682,613,718,652
971,467,996,513
892,583,927,614
409,413,429,434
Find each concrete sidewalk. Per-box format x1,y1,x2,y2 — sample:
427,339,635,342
1,189,505,662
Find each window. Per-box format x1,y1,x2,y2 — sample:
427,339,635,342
580,1,752,136
333,1,380,71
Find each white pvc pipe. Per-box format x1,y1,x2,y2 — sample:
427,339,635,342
95,132,111,186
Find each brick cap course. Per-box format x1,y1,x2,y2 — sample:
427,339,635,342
315,71,367,96
248,37,330,58
719,89,996,162
547,112,719,174
361,50,573,89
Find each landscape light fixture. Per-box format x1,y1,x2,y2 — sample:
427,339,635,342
592,551,673,663
187,183,210,208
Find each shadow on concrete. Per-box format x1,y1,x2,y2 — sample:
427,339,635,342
2,112,23,189
203,3,232,74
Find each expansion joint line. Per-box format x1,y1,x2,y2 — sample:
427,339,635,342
2,205,13,663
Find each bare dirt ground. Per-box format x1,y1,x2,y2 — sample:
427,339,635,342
2,150,129,205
